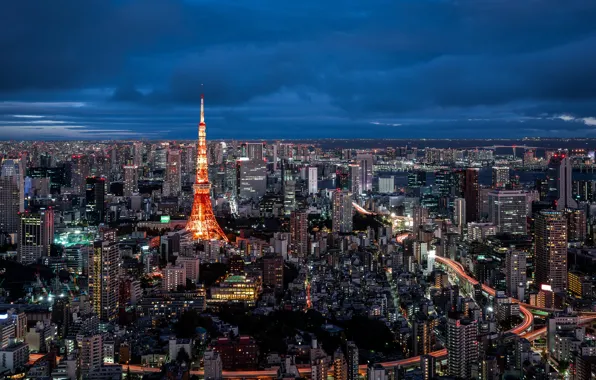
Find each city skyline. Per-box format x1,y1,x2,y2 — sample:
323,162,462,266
1,1,596,139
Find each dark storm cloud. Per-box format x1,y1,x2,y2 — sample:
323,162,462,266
1,0,596,138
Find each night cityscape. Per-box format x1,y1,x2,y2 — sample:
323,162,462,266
2,1,596,380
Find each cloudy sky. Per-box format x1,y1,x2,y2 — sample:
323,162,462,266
1,0,596,140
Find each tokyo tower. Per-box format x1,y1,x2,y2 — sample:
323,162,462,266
186,95,229,242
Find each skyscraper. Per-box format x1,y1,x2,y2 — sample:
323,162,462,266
547,154,578,210
534,210,567,292
71,154,89,194
0,176,21,234
378,176,394,194
420,355,436,380
80,334,103,377
447,314,478,379
492,166,510,188
506,250,527,300
237,159,267,199
123,165,138,196
164,149,182,196
345,341,358,380
162,264,186,291
263,254,284,293
357,154,373,192
186,95,228,242
290,210,308,257
89,240,120,322
349,164,361,195
242,142,264,161
567,209,587,243
453,198,466,233
308,166,318,194
85,177,106,225
17,209,54,265
487,190,527,235
464,168,479,222
332,190,353,234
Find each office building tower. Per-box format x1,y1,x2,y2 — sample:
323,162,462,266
238,159,267,200
357,154,373,192
349,164,361,195
506,250,527,300
242,142,264,161
71,155,89,194
263,254,284,293
164,149,182,196
535,210,567,292
492,167,510,188
487,190,527,235
284,180,296,214
464,168,479,222
204,350,223,380
123,165,138,196
177,255,200,283
346,341,358,380
547,154,578,210
17,209,54,265
408,171,427,188
80,334,103,377
567,209,586,242
378,176,394,194
290,210,308,257
454,198,466,233
332,190,353,234
85,177,106,225
89,241,120,322
420,355,436,380
308,166,318,194
412,315,433,356
186,95,228,242
0,176,21,234
447,314,478,379
162,264,186,291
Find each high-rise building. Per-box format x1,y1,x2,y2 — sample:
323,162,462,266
263,254,284,293
357,154,373,193
308,167,318,195
332,190,353,234
204,350,223,380
407,171,427,188
349,164,361,195
492,167,510,188
412,315,433,356
567,209,587,243
464,168,479,222
284,180,296,214
123,165,138,196
0,176,21,234
85,177,106,225
71,155,89,194
345,341,358,380
242,142,264,161
290,210,308,257
447,314,478,379
535,210,567,292
487,190,527,235
17,209,54,265
378,176,394,194
80,334,103,377
186,95,228,242
89,241,120,322
162,264,186,291
164,149,182,196
332,349,347,380
177,255,200,283
237,159,267,200
420,355,436,380
453,198,466,233
547,154,578,210
506,250,527,300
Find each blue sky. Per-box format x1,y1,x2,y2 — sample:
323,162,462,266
1,0,596,140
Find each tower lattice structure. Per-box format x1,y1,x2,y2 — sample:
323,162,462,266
186,95,229,242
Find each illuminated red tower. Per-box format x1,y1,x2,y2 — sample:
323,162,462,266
186,95,229,242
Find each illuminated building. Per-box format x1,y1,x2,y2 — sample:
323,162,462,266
263,254,284,293
138,289,207,318
547,154,577,210
209,275,260,307
346,341,358,380
186,95,228,242
420,355,436,380
349,164,361,195
491,166,510,188
332,349,347,380
80,334,103,377
204,350,223,380
568,271,592,299
0,176,21,234
487,190,527,235
290,210,308,257
85,177,106,225
378,176,394,194
332,190,353,234
242,142,264,161
534,210,567,292
17,209,54,265
567,209,586,242
71,154,89,194
89,241,120,323
162,264,186,291
464,168,479,222
123,165,138,196
212,336,259,370
308,166,318,194
237,158,267,200
177,255,200,283
505,250,527,300
357,154,373,192
447,314,478,379
164,149,181,196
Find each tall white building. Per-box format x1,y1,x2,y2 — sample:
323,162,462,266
332,190,353,234
378,176,394,194
506,250,527,300
308,167,318,194
487,190,527,235
177,256,200,283
357,154,373,192
453,198,466,233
